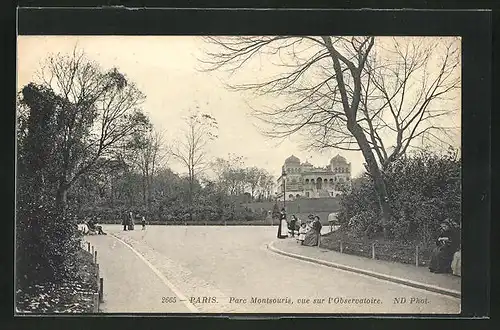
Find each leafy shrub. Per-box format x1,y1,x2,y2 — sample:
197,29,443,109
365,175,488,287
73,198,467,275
338,148,461,243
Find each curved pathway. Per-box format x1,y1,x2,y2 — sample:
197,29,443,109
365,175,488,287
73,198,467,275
86,225,460,314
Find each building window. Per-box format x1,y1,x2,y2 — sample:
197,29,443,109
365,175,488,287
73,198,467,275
316,177,322,190
296,194,300,198
289,194,294,199
305,179,309,184
305,192,310,197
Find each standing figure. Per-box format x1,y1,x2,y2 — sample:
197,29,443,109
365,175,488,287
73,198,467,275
277,208,288,239
122,211,129,231
141,215,146,230
128,211,135,230
288,215,298,237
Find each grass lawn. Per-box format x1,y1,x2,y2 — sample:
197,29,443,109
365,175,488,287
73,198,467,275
16,248,99,314
320,227,434,267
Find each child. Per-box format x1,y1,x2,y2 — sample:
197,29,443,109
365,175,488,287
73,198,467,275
298,222,307,245
141,216,146,230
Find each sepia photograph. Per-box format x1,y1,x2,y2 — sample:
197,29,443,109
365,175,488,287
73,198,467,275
16,34,463,315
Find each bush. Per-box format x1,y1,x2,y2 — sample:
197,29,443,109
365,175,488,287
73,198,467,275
338,148,461,243
16,195,81,288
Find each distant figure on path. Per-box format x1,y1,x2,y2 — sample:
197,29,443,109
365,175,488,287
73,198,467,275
122,211,129,231
128,211,135,230
429,219,460,274
141,215,146,230
303,215,322,246
277,208,288,239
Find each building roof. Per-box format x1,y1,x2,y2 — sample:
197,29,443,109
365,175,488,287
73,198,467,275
330,154,347,164
285,155,301,164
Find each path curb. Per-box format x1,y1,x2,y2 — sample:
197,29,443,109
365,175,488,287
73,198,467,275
267,241,461,299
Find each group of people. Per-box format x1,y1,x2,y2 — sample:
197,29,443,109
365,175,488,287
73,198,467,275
80,216,106,235
277,209,323,247
276,210,460,276
122,211,147,231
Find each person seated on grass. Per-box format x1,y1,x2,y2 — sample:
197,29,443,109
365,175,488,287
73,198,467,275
428,219,459,274
298,222,308,245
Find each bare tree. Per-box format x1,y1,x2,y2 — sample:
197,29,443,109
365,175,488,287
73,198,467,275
245,166,265,200
25,48,149,211
200,36,460,236
127,129,167,212
170,112,218,221
258,171,275,201
211,153,247,196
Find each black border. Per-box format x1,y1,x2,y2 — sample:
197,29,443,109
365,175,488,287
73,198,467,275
4,5,492,327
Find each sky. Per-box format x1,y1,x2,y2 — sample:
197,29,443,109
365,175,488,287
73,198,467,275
17,36,461,179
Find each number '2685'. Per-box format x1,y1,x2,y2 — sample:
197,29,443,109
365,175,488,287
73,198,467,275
162,297,177,303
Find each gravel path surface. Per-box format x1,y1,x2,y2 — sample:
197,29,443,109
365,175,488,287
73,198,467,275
88,225,460,314
86,233,191,313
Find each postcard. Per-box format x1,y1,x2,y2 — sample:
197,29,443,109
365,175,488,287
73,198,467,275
16,34,462,315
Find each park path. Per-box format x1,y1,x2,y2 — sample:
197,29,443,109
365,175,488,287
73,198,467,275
86,225,460,314
85,234,192,313
272,238,461,294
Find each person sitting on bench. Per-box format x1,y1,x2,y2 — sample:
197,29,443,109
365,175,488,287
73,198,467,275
87,217,106,235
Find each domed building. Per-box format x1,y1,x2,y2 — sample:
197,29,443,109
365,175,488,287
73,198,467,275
277,154,351,201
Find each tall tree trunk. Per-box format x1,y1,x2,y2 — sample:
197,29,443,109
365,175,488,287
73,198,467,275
142,175,147,207
348,121,392,237
188,167,194,223
56,184,69,213
146,174,152,215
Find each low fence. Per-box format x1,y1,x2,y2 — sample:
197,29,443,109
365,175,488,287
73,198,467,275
102,219,275,226
319,238,434,267
80,240,105,313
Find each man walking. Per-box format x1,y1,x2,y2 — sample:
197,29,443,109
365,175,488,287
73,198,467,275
122,211,129,231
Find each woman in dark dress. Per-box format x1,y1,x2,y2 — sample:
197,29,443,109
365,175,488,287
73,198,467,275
429,219,460,274
303,215,322,246
277,208,288,239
